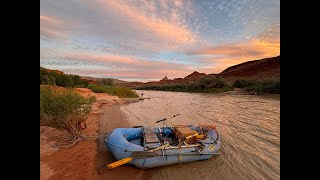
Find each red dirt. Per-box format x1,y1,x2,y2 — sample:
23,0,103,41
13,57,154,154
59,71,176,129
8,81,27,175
41,140,96,180
40,87,121,180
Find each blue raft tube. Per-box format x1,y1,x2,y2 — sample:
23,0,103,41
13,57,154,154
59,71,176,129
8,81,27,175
106,125,221,169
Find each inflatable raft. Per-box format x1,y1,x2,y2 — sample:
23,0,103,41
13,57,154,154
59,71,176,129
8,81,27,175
106,124,220,169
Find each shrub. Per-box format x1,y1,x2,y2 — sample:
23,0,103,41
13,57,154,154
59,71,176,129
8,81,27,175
233,79,280,95
233,79,257,88
97,78,114,86
197,76,227,89
87,84,107,93
40,67,89,87
260,79,280,94
136,76,230,93
87,84,139,98
40,86,96,136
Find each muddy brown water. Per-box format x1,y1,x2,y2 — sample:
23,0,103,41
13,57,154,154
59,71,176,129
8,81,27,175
94,90,280,180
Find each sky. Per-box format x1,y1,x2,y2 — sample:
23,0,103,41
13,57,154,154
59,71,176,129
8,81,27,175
40,0,280,82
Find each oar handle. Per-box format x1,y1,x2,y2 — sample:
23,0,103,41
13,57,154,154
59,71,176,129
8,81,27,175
155,118,166,123
107,157,133,169
147,114,180,126
184,131,203,141
155,113,180,123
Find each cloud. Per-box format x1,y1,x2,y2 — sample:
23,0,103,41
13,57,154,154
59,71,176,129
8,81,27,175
40,15,66,40
189,35,279,74
186,39,279,58
40,0,198,52
41,49,195,81
95,0,197,49
185,23,279,74
40,0,280,80
40,16,60,24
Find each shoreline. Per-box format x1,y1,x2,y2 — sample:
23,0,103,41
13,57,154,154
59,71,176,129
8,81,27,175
40,88,145,180
93,105,154,180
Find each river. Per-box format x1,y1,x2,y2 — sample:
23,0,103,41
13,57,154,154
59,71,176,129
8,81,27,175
95,90,280,180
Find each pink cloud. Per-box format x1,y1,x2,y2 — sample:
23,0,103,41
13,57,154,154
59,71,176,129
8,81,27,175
40,16,60,24
63,52,192,69
98,0,197,48
54,51,195,81
40,15,67,40
186,39,279,58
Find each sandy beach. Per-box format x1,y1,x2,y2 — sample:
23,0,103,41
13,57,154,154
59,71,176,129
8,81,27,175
40,87,132,180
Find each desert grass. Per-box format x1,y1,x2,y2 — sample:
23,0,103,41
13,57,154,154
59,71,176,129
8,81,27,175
87,84,139,98
40,86,96,147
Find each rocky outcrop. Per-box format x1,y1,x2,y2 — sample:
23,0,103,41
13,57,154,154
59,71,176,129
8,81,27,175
183,71,207,81
218,56,280,82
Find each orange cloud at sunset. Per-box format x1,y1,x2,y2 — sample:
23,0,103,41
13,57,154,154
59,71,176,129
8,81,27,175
60,51,194,81
63,52,191,68
187,39,279,58
98,0,197,47
192,38,280,74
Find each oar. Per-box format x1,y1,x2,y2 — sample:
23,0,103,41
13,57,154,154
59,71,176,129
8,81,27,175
130,152,222,159
107,131,201,169
146,114,180,126
106,144,169,169
132,114,180,128
131,132,201,159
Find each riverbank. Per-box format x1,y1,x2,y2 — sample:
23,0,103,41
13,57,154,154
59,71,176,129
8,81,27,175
40,87,143,180
135,78,280,96
93,105,156,180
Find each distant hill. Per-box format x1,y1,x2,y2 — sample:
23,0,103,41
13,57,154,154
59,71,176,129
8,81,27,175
136,55,280,87
217,56,280,82
40,67,63,75
41,55,280,88
183,71,207,81
40,67,132,85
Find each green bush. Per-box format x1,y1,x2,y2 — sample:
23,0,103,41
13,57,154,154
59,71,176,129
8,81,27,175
233,79,257,88
233,79,280,95
197,76,227,89
87,84,139,98
40,86,96,134
40,67,88,87
87,84,107,93
136,76,230,93
260,80,280,94
97,78,114,86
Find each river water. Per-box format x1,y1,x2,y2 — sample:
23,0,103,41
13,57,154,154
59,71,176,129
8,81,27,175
97,90,280,180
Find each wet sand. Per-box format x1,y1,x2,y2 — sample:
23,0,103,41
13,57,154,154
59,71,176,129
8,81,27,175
93,105,156,180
